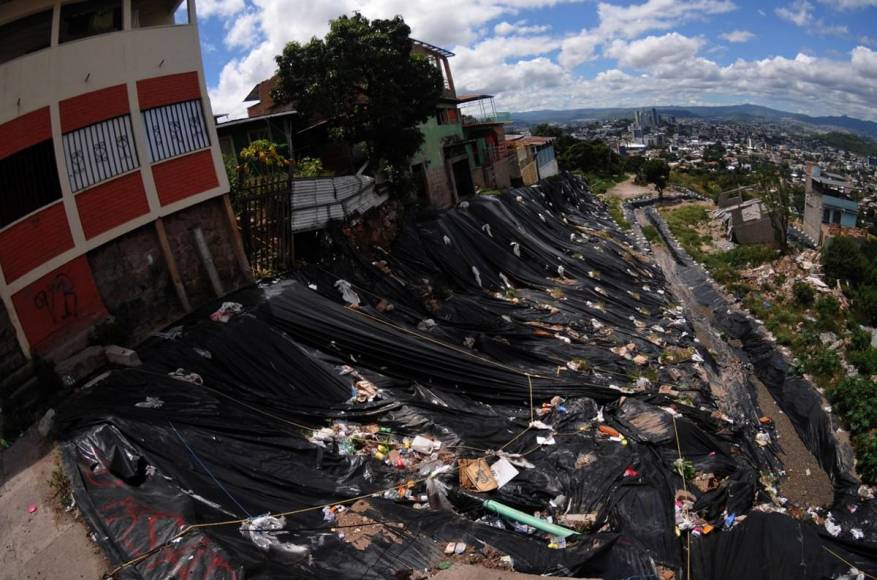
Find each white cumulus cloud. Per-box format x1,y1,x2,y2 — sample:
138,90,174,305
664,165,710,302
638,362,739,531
202,0,877,122
720,29,755,43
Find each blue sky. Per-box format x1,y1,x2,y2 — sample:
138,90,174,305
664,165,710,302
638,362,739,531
194,0,877,121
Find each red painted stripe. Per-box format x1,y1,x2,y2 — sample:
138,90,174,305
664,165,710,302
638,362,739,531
0,108,52,160
76,171,150,239
60,84,130,133
137,72,201,110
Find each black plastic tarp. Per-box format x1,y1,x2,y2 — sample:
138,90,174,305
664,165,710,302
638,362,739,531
59,174,876,579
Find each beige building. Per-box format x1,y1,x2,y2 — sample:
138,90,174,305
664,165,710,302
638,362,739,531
0,0,249,434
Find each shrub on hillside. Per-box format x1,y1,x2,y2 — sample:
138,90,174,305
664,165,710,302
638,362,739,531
853,285,877,327
805,347,841,377
823,237,868,285
793,281,815,306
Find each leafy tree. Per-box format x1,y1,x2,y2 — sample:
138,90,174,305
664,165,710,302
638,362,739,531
532,124,576,166
758,174,792,254
641,159,670,198
822,237,867,285
237,140,289,178
530,124,563,140
294,157,327,177
703,143,726,163
559,140,623,176
623,155,646,175
272,13,444,190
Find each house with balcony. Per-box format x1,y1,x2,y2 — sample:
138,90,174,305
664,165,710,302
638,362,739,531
505,135,560,186
802,164,859,245
0,0,250,430
232,39,514,209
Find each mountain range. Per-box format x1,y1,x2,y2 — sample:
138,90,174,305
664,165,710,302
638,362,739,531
509,104,877,141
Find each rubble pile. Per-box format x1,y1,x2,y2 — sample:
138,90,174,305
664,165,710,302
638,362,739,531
740,249,849,307
57,174,876,579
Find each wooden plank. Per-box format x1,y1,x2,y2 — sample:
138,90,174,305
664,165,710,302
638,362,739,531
222,193,255,283
154,218,192,313
193,227,224,297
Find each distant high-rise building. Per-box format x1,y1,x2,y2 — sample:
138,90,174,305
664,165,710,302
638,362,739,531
651,108,659,127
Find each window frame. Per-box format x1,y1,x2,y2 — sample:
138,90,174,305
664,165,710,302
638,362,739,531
0,8,55,66
58,0,124,45
131,0,192,29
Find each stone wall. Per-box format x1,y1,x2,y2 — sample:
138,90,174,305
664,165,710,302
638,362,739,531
343,200,404,250
425,166,455,209
0,197,251,436
88,224,182,345
163,197,250,308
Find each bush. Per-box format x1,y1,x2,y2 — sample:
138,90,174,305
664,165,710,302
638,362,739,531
850,326,873,352
605,197,630,229
793,282,815,306
804,347,841,377
815,296,841,331
848,347,877,375
830,376,877,433
822,237,868,285
853,432,877,484
830,376,877,484
642,225,662,245
853,285,877,326
294,156,327,177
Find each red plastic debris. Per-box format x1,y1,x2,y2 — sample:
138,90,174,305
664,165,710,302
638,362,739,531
624,466,639,478
27,504,38,514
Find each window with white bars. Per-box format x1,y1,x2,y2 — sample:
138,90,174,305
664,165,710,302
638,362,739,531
142,99,210,163
62,115,140,193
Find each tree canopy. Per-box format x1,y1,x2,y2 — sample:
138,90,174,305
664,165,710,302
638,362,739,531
271,13,444,180
641,158,670,196
757,173,791,254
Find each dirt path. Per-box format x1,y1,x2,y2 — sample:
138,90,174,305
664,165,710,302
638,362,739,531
605,176,656,200
634,208,834,507
0,429,108,580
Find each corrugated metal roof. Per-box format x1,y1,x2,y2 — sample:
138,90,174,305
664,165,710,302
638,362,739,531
289,175,387,232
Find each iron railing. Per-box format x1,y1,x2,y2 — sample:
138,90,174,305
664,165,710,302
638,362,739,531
235,174,294,277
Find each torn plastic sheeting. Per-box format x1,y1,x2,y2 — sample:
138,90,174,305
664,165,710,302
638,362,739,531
56,174,876,579
647,205,860,498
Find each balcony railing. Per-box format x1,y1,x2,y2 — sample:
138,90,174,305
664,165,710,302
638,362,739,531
458,96,511,126
462,112,512,126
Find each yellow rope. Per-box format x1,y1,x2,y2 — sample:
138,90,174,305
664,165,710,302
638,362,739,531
498,426,533,452
673,415,691,580
823,546,877,579
106,477,431,577
528,373,534,423
672,415,688,495
687,529,692,580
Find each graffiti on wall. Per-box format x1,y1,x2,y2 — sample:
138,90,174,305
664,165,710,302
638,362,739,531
33,273,79,324
12,256,108,353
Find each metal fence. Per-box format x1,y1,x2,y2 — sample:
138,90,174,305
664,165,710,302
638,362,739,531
235,174,295,276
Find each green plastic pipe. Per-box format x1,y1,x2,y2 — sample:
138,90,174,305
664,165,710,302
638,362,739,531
483,499,579,538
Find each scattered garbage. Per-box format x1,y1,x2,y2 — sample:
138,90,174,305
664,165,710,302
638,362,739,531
489,458,519,489
57,174,877,579
134,397,164,409
460,458,498,492
168,369,203,385
334,280,361,306
210,302,243,323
